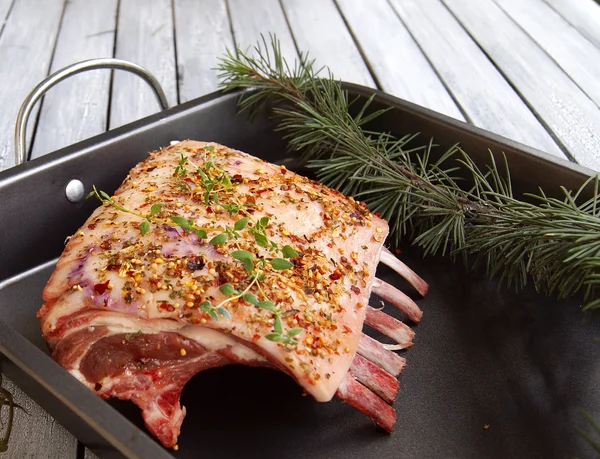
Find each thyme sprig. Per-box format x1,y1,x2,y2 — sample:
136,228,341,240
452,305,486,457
87,145,304,343
216,35,600,311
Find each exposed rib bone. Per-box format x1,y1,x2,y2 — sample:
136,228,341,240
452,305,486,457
337,374,396,432
358,333,406,377
372,277,423,323
350,353,399,404
366,306,414,347
381,249,429,296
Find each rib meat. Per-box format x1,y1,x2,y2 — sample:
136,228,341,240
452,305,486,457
38,141,427,448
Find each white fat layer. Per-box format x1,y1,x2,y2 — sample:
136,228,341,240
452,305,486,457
177,326,265,362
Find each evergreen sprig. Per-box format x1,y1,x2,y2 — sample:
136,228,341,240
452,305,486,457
216,35,600,311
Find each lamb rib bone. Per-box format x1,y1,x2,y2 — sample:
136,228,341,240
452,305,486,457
380,248,428,297
357,333,406,377
372,277,423,323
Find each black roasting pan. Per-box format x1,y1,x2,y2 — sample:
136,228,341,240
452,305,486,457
0,81,599,459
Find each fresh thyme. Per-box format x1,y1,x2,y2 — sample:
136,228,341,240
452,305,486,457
87,144,303,344
216,35,600,312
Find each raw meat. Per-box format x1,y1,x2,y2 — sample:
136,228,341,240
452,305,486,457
38,141,426,448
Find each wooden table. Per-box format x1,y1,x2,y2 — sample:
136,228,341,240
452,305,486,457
1,0,599,457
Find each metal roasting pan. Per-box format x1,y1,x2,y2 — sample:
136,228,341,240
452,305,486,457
0,60,599,459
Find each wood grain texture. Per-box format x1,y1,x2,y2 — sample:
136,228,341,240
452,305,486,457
544,0,600,50
110,0,177,130
444,0,600,170
1,377,77,459
173,0,234,103
280,0,374,87
227,0,297,61
389,0,564,159
496,0,600,109
31,0,118,159
0,0,64,170
336,0,463,120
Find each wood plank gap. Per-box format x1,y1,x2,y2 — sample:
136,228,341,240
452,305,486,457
332,0,382,91
543,0,600,51
440,0,586,164
383,0,470,122
0,0,17,41
172,0,233,103
224,0,237,58
31,0,118,158
228,0,298,64
105,0,121,132
277,0,302,60
170,0,180,105
110,0,177,128
24,0,68,161
279,0,374,87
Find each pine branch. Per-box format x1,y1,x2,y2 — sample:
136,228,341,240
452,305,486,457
215,35,600,311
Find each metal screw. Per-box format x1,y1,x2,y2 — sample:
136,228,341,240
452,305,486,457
65,179,85,202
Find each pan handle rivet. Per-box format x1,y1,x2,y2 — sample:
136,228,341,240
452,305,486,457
65,179,85,203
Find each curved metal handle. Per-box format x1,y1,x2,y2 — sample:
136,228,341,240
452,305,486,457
14,58,170,166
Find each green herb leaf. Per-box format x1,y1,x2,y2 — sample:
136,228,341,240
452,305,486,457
257,300,277,312
265,333,287,343
99,190,112,201
219,283,236,296
287,328,304,337
232,250,254,262
139,220,150,236
200,301,219,321
217,306,231,320
259,216,270,227
150,203,164,215
209,233,228,245
234,217,249,231
281,245,299,258
171,216,190,228
274,314,283,335
254,233,269,247
193,228,208,239
243,292,259,305
243,259,254,272
270,258,293,270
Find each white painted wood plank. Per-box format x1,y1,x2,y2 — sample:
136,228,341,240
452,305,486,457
173,0,234,103
443,0,600,170
336,0,464,120
110,0,177,130
31,0,117,159
2,377,77,459
496,0,600,110
280,0,375,87
389,0,564,158
227,0,297,62
0,0,64,170
544,0,600,50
